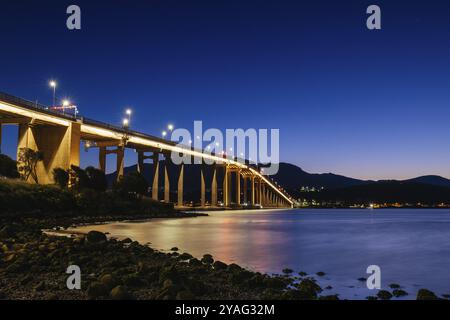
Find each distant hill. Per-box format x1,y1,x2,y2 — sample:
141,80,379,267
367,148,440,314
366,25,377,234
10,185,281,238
106,162,450,203
405,175,450,188
271,162,370,190
305,181,450,206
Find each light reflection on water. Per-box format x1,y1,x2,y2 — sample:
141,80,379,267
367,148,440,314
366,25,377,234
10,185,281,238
71,209,450,299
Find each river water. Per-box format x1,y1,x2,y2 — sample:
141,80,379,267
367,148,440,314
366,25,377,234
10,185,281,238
71,209,450,299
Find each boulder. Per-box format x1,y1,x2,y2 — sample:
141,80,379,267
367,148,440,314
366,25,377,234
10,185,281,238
213,261,227,270
86,282,108,299
201,254,214,265
110,285,130,300
416,289,439,300
377,290,393,300
86,231,107,243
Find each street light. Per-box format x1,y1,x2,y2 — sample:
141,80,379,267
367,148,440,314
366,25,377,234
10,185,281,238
62,99,70,107
123,108,132,127
122,118,129,129
168,124,174,131
49,80,57,106
162,131,167,137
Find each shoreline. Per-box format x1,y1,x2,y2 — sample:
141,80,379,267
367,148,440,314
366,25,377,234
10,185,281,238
0,211,445,300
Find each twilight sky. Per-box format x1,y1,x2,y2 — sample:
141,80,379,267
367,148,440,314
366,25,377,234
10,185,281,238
1,0,450,180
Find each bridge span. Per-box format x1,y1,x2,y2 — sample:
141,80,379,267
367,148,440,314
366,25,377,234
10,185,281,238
0,92,293,208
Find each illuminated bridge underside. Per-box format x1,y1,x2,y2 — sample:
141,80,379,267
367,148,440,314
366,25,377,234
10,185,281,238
0,93,293,208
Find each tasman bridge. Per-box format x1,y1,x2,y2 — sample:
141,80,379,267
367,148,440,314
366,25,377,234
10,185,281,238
0,92,294,208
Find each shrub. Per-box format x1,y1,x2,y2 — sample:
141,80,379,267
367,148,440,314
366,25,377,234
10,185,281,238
85,166,107,192
0,154,19,179
52,168,69,188
69,165,90,191
113,172,149,199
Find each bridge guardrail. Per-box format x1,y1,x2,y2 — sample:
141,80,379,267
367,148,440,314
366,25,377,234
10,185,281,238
0,91,77,121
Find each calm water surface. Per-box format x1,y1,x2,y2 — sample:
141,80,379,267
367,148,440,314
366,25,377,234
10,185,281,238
72,209,450,299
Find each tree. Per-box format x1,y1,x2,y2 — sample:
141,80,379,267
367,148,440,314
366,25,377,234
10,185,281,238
68,165,90,191
0,154,20,179
85,166,107,192
113,172,149,199
52,168,69,188
17,148,43,184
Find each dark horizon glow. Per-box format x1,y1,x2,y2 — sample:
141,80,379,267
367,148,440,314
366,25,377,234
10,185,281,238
1,0,450,180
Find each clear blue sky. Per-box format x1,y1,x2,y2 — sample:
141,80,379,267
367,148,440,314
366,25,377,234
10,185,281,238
1,0,449,180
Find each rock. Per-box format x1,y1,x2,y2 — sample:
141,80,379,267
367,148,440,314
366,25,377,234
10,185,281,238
86,282,108,299
34,281,45,291
0,226,13,239
298,271,307,277
392,289,408,297
122,238,133,244
416,289,439,300
297,278,323,298
123,273,146,287
389,283,401,289
201,254,214,265
357,277,366,282
86,231,107,243
189,258,202,266
377,290,393,300
110,285,130,300
176,290,195,300
99,274,116,290
316,271,326,277
213,261,227,270
178,252,193,260
170,247,179,251
4,253,16,263
325,285,333,290
228,263,242,272
263,277,288,289
282,268,293,274
319,294,339,300
45,293,59,300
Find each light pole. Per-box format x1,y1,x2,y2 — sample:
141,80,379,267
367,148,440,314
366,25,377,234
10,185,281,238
62,99,70,115
49,80,57,106
126,108,132,124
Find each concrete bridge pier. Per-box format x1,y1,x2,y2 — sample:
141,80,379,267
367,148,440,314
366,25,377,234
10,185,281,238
164,155,170,203
17,122,80,184
177,164,184,207
211,166,218,207
200,166,206,207
243,176,248,204
151,152,160,201
235,169,241,206
223,164,230,206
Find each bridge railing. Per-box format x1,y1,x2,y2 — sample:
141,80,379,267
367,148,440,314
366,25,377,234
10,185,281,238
0,91,77,121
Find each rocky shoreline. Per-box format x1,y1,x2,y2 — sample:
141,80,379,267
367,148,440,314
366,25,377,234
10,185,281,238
0,213,445,300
